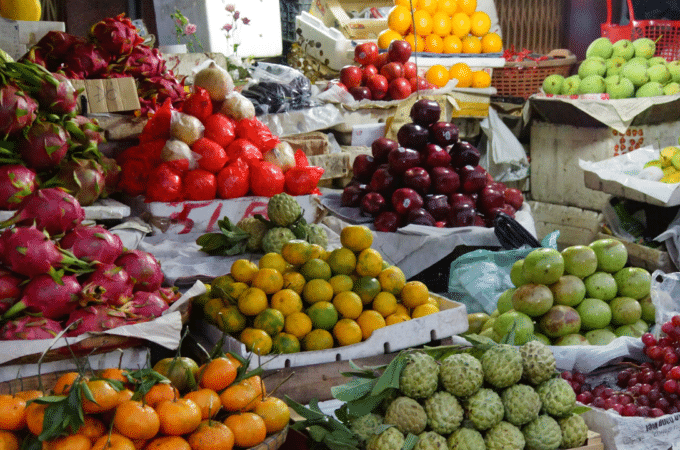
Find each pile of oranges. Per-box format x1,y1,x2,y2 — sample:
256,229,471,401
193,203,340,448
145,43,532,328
0,355,289,450
198,225,441,355
380,0,503,55
425,61,491,88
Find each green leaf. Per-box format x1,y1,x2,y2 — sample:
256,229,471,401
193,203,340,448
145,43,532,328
345,389,390,416
462,333,498,350
403,433,419,450
572,405,592,415
30,395,67,404
285,395,327,421
371,354,406,396
308,425,329,442
20,435,41,450
500,321,517,345
331,377,376,402
422,344,469,361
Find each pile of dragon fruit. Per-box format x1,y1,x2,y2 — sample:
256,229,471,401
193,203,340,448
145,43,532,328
20,14,184,115
0,187,178,340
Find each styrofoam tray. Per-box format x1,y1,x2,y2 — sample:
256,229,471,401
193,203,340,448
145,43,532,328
190,294,468,370
0,197,131,221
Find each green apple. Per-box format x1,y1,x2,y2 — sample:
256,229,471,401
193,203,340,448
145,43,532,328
631,318,649,335
629,56,650,66
621,60,650,87
633,37,656,59
578,57,607,78
612,39,635,60
549,275,586,307
585,328,617,345
668,60,680,83
614,267,651,299
648,56,667,66
578,75,606,94
497,288,516,314
589,238,628,273
538,305,581,338
636,81,664,97
522,248,565,285
584,272,618,301
467,312,490,334
560,75,581,95
576,297,612,330
664,82,680,95
639,295,656,322
605,75,635,99
647,64,671,85
606,56,627,77
531,332,552,346
610,296,642,325
482,316,496,331
493,310,535,345
512,283,554,317
586,37,614,59
561,245,598,278
554,333,590,346
542,74,565,94
510,259,529,287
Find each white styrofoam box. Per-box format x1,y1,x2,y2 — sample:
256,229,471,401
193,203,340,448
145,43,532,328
529,200,604,250
190,294,468,370
529,121,680,211
350,122,385,146
0,197,130,222
296,12,353,71
152,0,282,58
0,18,65,60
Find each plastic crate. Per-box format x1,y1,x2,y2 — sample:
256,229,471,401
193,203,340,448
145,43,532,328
280,0,312,43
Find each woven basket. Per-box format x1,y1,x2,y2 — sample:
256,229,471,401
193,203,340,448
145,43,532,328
491,49,576,100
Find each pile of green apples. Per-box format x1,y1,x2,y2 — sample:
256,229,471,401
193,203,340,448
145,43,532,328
468,238,655,346
541,37,680,98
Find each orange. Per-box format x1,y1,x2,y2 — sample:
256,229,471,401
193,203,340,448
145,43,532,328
469,11,491,36
355,248,383,278
143,436,190,450
449,62,473,87
0,431,18,450
461,35,482,53
326,248,357,276
43,434,92,450
457,0,476,14
253,308,285,336
271,332,301,354
332,318,363,346
270,289,303,316
284,312,313,339
437,0,457,15
230,259,258,284
117,389,134,405
258,252,288,274
184,389,222,420
254,397,291,434
100,368,129,385
426,64,450,87
412,9,433,36
91,434,136,450
113,400,160,440
412,303,440,317
25,402,46,435
451,12,471,37
431,12,451,37
417,0,438,15
442,35,463,53
333,291,363,320
219,383,259,412
388,5,413,35
481,32,503,53
424,34,444,53
152,357,200,393
302,329,334,351
197,357,238,392
251,268,283,295
394,0,415,9
281,240,313,266
372,292,398,317
378,29,403,49
282,271,305,295
378,266,406,296
237,287,268,316
353,276,381,305
356,310,387,340
0,395,26,431
400,280,430,308
240,327,273,356
307,301,338,330
14,390,42,402
404,33,425,53
53,372,80,395
340,226,373,253
156,398,202,436
187,421,234,450
386,313,411,325
471,70,492,88
77,416,106,444
82,380,120,414
224,413,267,448
143,383,179,409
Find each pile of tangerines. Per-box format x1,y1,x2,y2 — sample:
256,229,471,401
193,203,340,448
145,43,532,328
0,353,289,450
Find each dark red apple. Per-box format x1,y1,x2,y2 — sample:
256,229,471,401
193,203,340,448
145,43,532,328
459,165,488,193
360,192,386,216
410,99,441,126
407,208,436,226
409,76,431,92
366,74,389,100
447,204,477,227
387,39,412,64
430,166,460,195
325,80,348,92
487,181,507,194
352,154,378,183
349,85,372,101
374,210,401,232
373,52,390,70
424,194,451,221
340,65,363,89
388,77,412,100
449,192,475,209
423,143,451,168
380,62,405,82
450,141,481,168
354,42,379,66
474,214,487,227
477,185,505,214
504,188,524,210
429,122,460,147
369,166,398,197
362,64,378,85
341,185,364,207
387,146,421,174
403,61,417,79
397,122,429,150
403,167,431,194
372,137,398,163
392,188,424,215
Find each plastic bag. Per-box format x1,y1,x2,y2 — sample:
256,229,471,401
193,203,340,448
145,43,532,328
447,231,559,314
235,117,280,152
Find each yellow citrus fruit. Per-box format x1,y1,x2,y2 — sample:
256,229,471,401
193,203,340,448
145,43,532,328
431,12,451,37
401,281,429,308
461,35,482,53
283,312,312,339
426,64,450,87
203,298,225,324
329,274,354,295
332,291,364,320
449,62,473,87
378,29,403,49
372,292,398,317
215,305,247,334
302,279,334,304
395,304,411,317
424,34,444,53
270,289,303,316
302,329,334,351
300,258,332,281
272,332,300,354
437,0,457,15
209,275,233,298
413,9,433,36
307,301,339,330
216,281,248,306
481,32,503,53
404,33,425,52
282,271,305,295
327,248,357,276
355,248,384,278
417,0,438,15
458,0,476,14
333,319,363,346
378,266,406,296
231,259,259,284
251,268,284,295
412,303,440,318
237,287,268,316
394,0,414,8
192,288,212,308
258,253,289,274
353,276,382,305
386,313,411,325
309,244,327,260
356,310,387,340
253,308,285,336
451,12,471,37
471,70,492,88
281,239,313,266
469,11,491,36
388,5,413,35
442,35,463,53
427,295,440,307
240,328,272,355
340,226,373,253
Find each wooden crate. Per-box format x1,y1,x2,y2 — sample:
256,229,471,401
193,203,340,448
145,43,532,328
578,431,604,450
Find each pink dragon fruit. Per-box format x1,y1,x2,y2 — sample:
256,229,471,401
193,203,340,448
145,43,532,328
111,44,166,79
19,120,69,171
62,42,110,80
19,31,86,72
71,115,105,145
55,158,106,206
0,268,25,315
158,286,182,305
114,249,164,292
138,71,186,113
80,263,134,306
65,304,129,336
35,73,80,115
59,224,124,265
100,156,121,198
0,85,38,138
0,188,84,235
3,274,81,320
89,13,144,58
0,316,64,340
123,291,168,320
0,165,38,210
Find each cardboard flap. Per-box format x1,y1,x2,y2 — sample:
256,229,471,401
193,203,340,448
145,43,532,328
71,77,141,114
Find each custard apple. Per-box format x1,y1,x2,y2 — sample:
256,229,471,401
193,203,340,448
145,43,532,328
484,421,525,450
465,388,504,431
414,431,447,450
520,340,557,385
536,377,576,418
350,413,383,443
558,413,589,449
400,352,439,399
267,193,301,227
501,383,542,426
439,353,483,398
446,427,486,450
305,223,328,249
481,344,523,388
523,415,563,450
236,217,268,252
424,391,463,435
261,227,296,254
384,396,428,434
366,426,404,450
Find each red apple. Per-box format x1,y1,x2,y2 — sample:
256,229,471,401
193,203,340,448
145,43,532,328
403,167,431,194
423,143,452,168
458,165,488,193
360,192,387,216
477,185,505,215
408,76,431,92
430,166,460,195
354,42,379,66
424,194,451,221
429,122,459,147
374,210,401,232
349,85,372,101
341,185,364,207
447,204,477,227
352,154,378,183
325,80,348,92
450,141,481,168
392,188,424,215
380,62,405,82
373,52,390,70
362,64,378,85
407,208,437,226
397,122,429,150
366,74,389,100
504,188,524,210
340,65,363,89
369,166,398,197
387,39,412,64
388,77,412,100
474,214,488,227
403,61,417,79
387,146,421,174
449,192,475,208
372,137,398,163
410,99,441,126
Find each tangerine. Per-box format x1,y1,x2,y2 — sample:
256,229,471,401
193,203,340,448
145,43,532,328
355,248,384,277
0,431,18,450
113,400,160,440
270,289,303,316
413,9,433,36
386,313,411,325
469,11,491,36
187,421,234,450
184,389,222,420
239,328,273,355
481,32,503,53
272,332,301,353
332,291,363,320
426,64,450,87
82,379,120,414
437,0,457,15
219,382,259,412
404,33,425,52
91,434,136,450
401,280,430,308
143,436,190,450
251,268,284,295
356,310,387,340
412,303,440,317
0,395,26,431
471,70,492,88
353,276,382,305
449,62,473,87
326,248,357,276
417,0,438,15
302,279,334,304
332,319,363,346
431,12,451,37
378,266,406,296
77,416,106,444
215,305,247,334
457,0,476,14
143,383,179,409
254,397,291,434
283,312,313,339
156,398,202,436
224,413,267,448
25,402,45,435
53,372,80,395
443,35,463,53
372,291,398,317
329,274,354,294
253,308,286,336
388,5,412,35
282,271,305,295
340,226,373,253
461,35,482,53
451,12,471,37
43,434,92,450
307,301,339,330
258,252,289,273
302,329,334,351
378,29,403,50
237,287,268,316
230,259,259,284
197,357,237,392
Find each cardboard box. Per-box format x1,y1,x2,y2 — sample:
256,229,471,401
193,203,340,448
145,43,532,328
70,77,141,114
529,200,604,250
308,0,390,39
0,18,65,60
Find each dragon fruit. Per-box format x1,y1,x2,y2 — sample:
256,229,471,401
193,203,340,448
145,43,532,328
0,165,38,210
115,249,164,292
19,31,85,72
0,268,25,315
80,263,134,306
71,115,105,145
89,13,144,58
19,120,69,171
35,73,80,115
100,156,121,198
65,304,129,336
122,291,168,320
60,224,123,265
0,316,64,340
3,274,81,320
62,42,110,80
55,158,106,206
0,188,84,235
0,85,38,138
158,286,182,305
138,71,186,108
112,44,166,79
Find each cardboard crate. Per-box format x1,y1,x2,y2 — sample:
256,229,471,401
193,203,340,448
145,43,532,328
70,77,141,114
308,0,390,40
529,200,604,250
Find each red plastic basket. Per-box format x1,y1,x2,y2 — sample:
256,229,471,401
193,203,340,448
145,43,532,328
601,0,680,61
